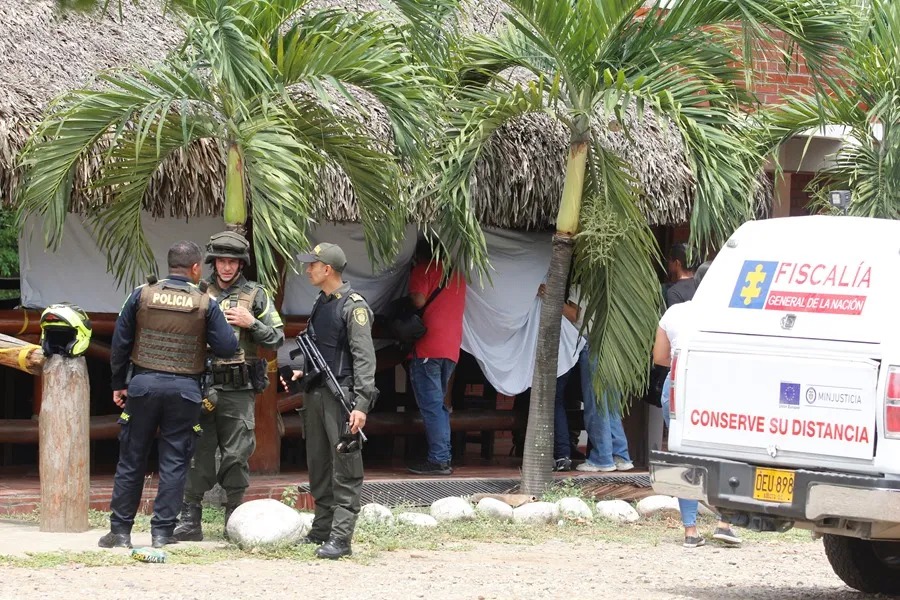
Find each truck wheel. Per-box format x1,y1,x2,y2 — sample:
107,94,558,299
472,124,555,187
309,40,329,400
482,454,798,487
823,534,900,594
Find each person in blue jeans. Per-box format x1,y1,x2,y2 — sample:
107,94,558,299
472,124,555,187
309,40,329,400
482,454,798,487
660,377,739,547
407,239,467,476
576,345,633,472
408,357,456,472
655,261,740,548
539,281,578,472
553,367,575,471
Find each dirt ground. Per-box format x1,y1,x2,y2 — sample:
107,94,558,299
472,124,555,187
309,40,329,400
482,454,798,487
0,536,876,600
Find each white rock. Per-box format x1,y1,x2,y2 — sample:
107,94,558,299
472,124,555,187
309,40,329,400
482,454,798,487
595,500,640,523
475,497,514,522
298,512,314,534
226,499,306,548
397,512,438,528
430,497,475,522
359,503,395,526
636,495,681,517
512,502,560,524
556,497,593,521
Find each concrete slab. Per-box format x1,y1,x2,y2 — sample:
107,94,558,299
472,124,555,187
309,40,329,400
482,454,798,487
0,520,223,558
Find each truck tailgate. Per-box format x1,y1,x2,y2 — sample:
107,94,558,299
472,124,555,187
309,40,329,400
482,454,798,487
675,348,878,465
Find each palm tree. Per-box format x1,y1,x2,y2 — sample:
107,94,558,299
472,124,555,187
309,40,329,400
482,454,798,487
763,0,899,218
19,0,437,289
438,0,849,494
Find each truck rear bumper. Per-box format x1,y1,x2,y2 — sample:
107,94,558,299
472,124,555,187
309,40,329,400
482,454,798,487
651,451,900,525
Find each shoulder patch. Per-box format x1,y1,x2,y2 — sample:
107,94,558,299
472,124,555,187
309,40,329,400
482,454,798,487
353,306,369,326
349,292,365,303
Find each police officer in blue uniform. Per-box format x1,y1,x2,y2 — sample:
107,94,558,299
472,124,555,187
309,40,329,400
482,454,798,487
99,241,238,550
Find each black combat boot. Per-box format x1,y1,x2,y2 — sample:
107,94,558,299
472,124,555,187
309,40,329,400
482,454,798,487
172,502,204,542
223,501,241,541
98,531,132,549
315,536,352,559
151,535,179,548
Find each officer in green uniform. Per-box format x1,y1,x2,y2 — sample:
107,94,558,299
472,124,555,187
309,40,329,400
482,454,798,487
173,231,284,541
286,243,376,559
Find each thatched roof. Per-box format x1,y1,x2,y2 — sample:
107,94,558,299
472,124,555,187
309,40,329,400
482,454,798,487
0,0,706,229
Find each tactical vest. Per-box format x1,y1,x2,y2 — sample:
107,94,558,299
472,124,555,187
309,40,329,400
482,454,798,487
209,281,260,364
132,279,210,374
309,292,354,380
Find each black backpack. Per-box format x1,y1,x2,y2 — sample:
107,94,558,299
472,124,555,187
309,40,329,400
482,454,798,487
383,285,444,346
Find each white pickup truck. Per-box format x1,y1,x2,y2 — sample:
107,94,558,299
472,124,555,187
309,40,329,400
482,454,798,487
650,215,900,595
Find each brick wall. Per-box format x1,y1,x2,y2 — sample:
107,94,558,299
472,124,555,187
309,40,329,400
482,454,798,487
750,31,843,106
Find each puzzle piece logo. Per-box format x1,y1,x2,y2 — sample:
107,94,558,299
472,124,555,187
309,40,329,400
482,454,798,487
740,264,768,305
729,260,778,310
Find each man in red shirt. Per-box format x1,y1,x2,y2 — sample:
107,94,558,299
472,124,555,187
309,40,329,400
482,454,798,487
407,240,467,475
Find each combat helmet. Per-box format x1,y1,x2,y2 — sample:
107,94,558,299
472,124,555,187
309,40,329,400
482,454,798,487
205,231,251,266
40,303,92,358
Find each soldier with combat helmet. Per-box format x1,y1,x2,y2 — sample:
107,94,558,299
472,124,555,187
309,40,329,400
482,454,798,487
173,231,284,541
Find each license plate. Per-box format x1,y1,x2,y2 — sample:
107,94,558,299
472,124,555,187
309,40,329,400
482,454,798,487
752,468,795,503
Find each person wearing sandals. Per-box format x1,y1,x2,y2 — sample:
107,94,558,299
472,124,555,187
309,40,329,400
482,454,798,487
653,261,742,549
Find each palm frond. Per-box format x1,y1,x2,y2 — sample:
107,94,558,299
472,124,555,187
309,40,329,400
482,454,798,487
237,0,311,41
17,60,214,258
285,98,409,269
652,0,849,83
276,10,439,168
574,142,660,400
239,112,323,290
500,0,643,101
760,0,900,219
384,0,463,78
457,26,555,86
90,112,210,286
181,0,274,104
435,78,556,281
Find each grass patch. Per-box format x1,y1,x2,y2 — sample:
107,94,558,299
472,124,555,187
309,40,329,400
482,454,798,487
0,503,815,569
2,507,229,538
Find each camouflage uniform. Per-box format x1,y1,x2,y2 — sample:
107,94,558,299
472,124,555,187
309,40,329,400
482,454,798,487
173,232,284,541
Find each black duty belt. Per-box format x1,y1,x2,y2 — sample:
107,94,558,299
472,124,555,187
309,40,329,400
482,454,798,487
132,366,202,381
211,362,250,387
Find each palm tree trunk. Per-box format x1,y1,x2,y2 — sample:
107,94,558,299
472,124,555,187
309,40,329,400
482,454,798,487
224,142,247,232
521,135,588,495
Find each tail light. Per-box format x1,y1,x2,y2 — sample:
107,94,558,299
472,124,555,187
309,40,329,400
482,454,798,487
669,351,679,420
885,366,900,439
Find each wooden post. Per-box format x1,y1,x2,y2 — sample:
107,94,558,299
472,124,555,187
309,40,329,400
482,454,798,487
39,355,90,532
0,333,45,374
248,253,287,474
33,374,43,417
249,348,281,473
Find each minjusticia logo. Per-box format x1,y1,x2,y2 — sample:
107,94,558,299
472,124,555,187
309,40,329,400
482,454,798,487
805,387,817,404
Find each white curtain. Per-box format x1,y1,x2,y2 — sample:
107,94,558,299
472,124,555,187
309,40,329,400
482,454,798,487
461,229,583,396
21,217,580,394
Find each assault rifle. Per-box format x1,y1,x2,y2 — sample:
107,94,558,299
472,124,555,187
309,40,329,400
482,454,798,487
289,331,367,447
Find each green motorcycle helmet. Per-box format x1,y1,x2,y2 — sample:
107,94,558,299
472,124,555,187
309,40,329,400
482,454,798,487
40,303,92,358
205,231,251,267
